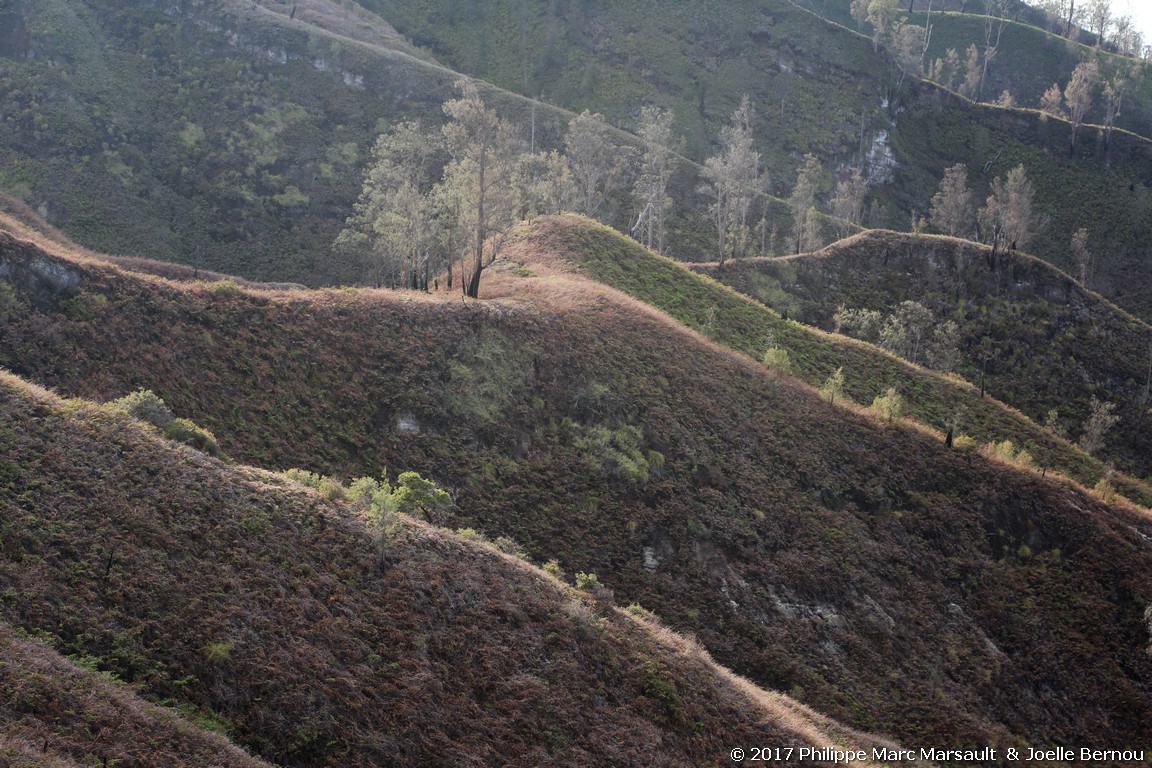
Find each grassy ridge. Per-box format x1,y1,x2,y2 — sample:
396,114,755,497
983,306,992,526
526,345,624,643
2,217,1152,749
523,216,1145,500
693,230,1152,479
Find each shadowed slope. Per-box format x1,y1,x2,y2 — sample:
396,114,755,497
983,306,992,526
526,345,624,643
510,216,1151,505
0,623,273,768
1,217,1152,751
693,229,1152,478
0,371,900,767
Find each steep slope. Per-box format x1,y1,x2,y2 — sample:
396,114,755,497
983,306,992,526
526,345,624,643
343,0,1152,318
5,0,1152,320
0,0,573,285
693,230,1152,478
0,372,895,767
517,217,1152,504
2,217,1152,751
0,623,274,768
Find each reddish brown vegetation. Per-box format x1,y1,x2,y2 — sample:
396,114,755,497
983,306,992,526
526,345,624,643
2,218,1152,755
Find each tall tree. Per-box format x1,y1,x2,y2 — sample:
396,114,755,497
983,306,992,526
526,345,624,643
1065,58,1099,153
565,110,627,222
1086,0,1112,47
632,106,676,254
929,163,974,238
700,97,766,265
788,154,825,254
960,44,982,99
1071,227,1092,287
978,0,1010,102
441,79,523,299
978,164,1036,251
830,168,868,237
336,120,442,289
516,149,576,220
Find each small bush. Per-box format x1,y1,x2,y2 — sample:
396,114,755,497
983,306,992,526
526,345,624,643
163,417,224,458
493,536,527,558
982,439,1034,467
455,527,489,544
316,476,347,501
761,346,792,374
1093,475,1118,503
575,572,602,591
953,434,977,451
107,389,174,429
870,387,903,423
285,468,325,488
820,366,845,404
542,559,565,579
202,641,232,664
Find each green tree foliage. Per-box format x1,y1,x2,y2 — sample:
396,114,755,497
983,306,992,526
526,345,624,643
1078,396,1119,455
788,154,825,254
833,302,959,371
564,110,627,222
699,96,766,266
442,80,525,298
978,164,1037,250
820,367,846,405
870,387,904,423
632,106,677,254
335,120,442,289
930,163,975,239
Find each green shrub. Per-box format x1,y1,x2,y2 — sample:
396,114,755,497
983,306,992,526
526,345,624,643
575,572,603,591
870,387,903,423
1093,474,1118,503
493,536,527,558
953,433,977,451
820,366,846,404
574,424,657,485
542,559,565,579
285,468,325,488
316,476,347,501
455,527,489,543
202,641,232,664
984,439,1033,467
761,346,792,374
392,471,452,521
163,417,224,458
107,389,173,429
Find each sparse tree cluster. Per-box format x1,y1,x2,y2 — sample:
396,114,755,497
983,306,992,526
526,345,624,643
699,97,767,265
341,81,872,291
978,164,1037,250
1034,0,1147,58
339,80,652,297
834,300,961,371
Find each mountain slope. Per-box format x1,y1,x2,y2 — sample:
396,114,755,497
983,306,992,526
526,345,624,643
0,370,897,766
2,215,1151,751
692,229,1152,478
0,623,274,768
514,216,1152,504
5,0,1152,322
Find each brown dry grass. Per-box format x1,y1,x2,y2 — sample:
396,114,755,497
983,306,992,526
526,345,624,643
4,214,1152,754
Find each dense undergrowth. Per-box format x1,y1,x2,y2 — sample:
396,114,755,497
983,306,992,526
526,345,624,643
0,622,273,768
522,216,1152,505
2,218,1151,752
0,372,882,766
693,229,1152,479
